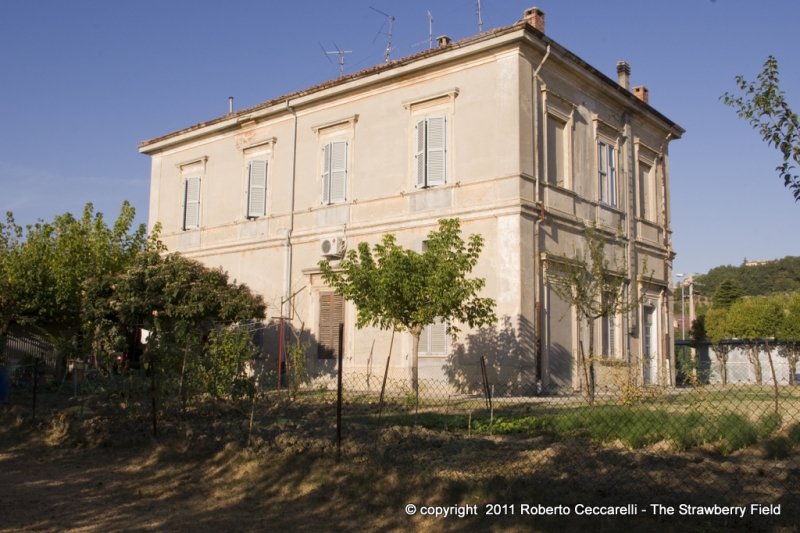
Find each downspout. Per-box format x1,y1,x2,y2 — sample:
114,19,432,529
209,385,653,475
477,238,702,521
658,128,674,386
532,44,550,387
283,100,299,319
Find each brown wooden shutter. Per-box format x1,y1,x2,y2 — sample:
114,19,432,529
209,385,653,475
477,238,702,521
318,292,344,359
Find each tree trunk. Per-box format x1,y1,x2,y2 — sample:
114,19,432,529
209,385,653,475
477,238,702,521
587,321,596,408
410,327,421,403
789,346,798,386
764,339,780,414
749,344,763,385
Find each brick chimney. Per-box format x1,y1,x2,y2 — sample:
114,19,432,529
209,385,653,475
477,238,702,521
524,7,545,33
436,35,451,47
633,86,649,104
616,61,631,91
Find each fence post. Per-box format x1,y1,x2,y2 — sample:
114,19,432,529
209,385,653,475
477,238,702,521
336,323,344,463
32,358,39,422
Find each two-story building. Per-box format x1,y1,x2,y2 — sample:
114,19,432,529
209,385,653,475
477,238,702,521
139,7,683,393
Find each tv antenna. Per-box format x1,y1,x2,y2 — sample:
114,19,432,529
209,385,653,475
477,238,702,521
320,41,352,78
476,0,483,33
411,11,434,50
370,7,395,63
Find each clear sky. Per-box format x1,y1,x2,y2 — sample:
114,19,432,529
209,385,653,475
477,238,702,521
1,0,798,282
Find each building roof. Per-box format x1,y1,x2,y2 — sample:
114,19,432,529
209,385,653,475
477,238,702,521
139,18,684,152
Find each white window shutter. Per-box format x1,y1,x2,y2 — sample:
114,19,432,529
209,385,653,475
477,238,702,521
329,140,347,203
418,324,430,355
426,116,446,186
247,160,267,218
429,318,447,354
415,119,426,188
608,147,616,206
183,176,201,230
321,143,331,204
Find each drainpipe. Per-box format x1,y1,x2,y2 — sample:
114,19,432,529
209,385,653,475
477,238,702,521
531,44,550,386
283,100,299,319
658,128,674,386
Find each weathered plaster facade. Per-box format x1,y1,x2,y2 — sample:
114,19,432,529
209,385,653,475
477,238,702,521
140,8,683,393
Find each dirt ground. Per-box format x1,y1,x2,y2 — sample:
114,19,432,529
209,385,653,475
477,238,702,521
1,394,799,533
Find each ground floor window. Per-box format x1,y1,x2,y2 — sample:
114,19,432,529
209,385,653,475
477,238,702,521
418,317,447,356
318,292,344,359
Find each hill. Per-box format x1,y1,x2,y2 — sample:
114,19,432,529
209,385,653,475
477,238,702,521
692,255,800,300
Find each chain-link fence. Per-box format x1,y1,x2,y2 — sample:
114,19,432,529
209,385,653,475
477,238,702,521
4,345,799,527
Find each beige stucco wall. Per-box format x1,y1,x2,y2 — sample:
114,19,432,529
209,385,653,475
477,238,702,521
141,27,681,393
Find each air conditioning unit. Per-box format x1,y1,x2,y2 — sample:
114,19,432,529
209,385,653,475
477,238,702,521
320,236,345,258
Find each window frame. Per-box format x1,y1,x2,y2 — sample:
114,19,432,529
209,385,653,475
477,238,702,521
318,292,344,359
417,317,448,356
245,159,268,219
320,139,348,205
597,138,617,207
415,115,447,188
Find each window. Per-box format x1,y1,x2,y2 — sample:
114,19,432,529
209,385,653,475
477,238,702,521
638,161,654,222
182,176,201,230
321,140,347,205
602,314,617,358
546,116,567,187
318,292,344,359
415,116,447,188
418,317,447,356
643,306,654,357
597,140,616,207
246,159,268,218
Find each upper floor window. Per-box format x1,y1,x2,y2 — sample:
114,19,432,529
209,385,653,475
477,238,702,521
597,140,616,207
182,176,201,230
638,160,654,222
415,116,447,188
179,157,206,231
321,140,348,205
246,159,268,218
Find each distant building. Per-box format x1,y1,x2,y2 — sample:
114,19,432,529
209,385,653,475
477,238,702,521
139,7,683,392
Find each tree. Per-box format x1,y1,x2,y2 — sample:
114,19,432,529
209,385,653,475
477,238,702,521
547,222,648,406
318,218,497,395
0,202,149,366
83,250,266,435
712,279,744,309
703,308,733,385
722,56,800,201
778,292,800,386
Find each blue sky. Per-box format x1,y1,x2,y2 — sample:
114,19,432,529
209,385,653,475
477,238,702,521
1,0,798,281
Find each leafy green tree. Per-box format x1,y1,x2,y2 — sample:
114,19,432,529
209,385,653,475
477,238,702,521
723,56,800,201
704,308,733,385
318,218,496,394
0,202,149,366
83,250,266,435
712,279,744,309
547,222,649,406
778,292,800,386
727,297,784,389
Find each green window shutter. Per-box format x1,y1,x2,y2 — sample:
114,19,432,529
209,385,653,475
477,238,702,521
329,140,347,203
183,176,201,230
426,116,446,186
321,143,331,204
415,119,426,188
247,160,268,218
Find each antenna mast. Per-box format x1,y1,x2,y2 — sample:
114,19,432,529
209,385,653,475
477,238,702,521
476,0,483,33
370,7,395,63
322,41,352,78
411,11,434,50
